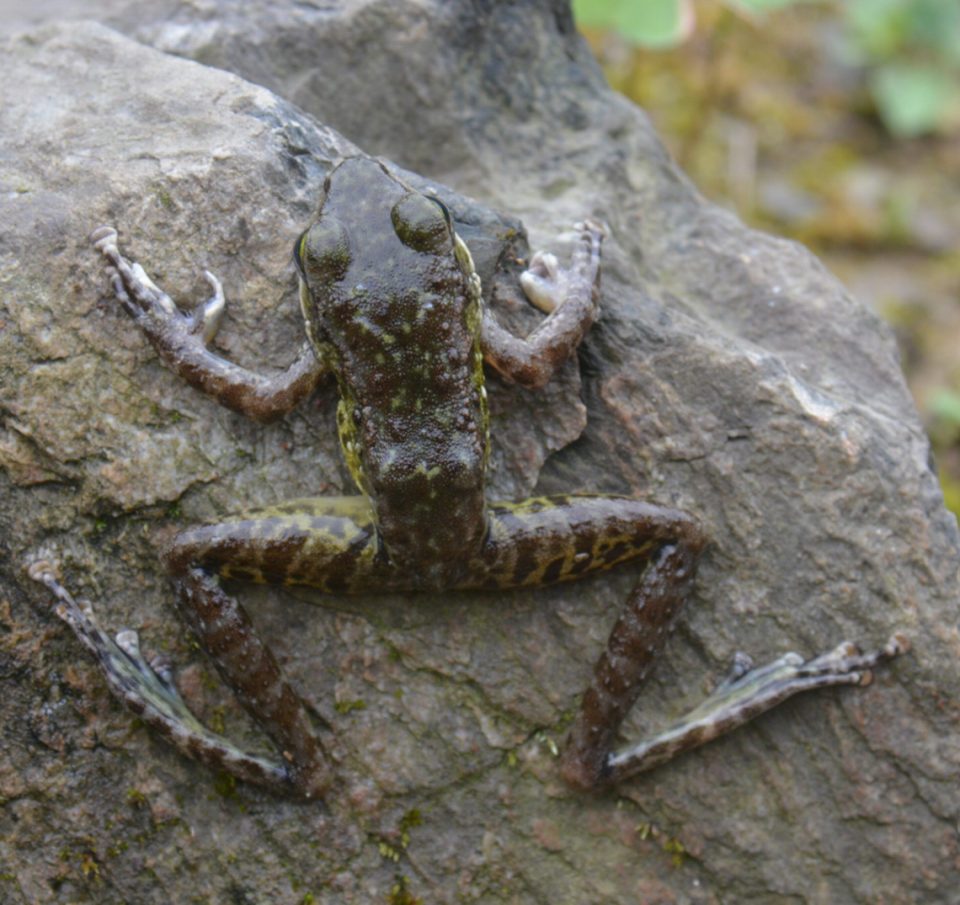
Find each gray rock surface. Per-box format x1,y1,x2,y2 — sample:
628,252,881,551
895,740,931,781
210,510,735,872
1,4,958,904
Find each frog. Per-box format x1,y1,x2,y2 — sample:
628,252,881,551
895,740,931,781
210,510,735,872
29,157,907,800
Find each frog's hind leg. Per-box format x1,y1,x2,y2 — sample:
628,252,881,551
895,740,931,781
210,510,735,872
477,495,706,789
477,496,907,791
592,632,908,790
30,497,393,800
28,560,291,792
154,496,402,799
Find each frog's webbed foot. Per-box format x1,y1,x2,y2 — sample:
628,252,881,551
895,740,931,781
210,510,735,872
91,226,225,346
584,634,910,788
519,220,604,314
27,560,307,796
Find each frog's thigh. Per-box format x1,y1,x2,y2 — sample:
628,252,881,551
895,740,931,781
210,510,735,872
163,496,392,593
475,495,706,790
475,495,703,589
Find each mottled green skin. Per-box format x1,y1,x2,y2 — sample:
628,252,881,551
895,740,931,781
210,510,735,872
184,494,665,595
149,160,706,798
293,159,488,591
30,157,904,801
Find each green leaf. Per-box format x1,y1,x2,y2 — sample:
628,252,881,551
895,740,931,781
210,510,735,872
845,0,910,60
731,0,823,10
572,0,631,28
572,0,686,47
870,62,958,135
906,0,960,61
845,0,960,63
930,389,960,426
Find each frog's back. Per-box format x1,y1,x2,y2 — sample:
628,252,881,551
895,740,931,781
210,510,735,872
296,158,489,589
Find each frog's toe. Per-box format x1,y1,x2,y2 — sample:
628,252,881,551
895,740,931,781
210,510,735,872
519,219,604,316
90,225,119,251
711,651,755,694
576,218,607,237
519,254,564,313
90,227,181,320
114,629,183,700
796,634,909,684
188,270,226,344
27,558,56,583
526,250,561,281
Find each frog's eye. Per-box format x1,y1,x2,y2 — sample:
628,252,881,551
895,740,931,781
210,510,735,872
392,192,452,253
294,219,351,283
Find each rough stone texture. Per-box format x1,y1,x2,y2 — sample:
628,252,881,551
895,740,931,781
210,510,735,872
1,4,958,904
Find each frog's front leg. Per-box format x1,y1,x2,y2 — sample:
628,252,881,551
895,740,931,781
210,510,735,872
91,227,329,423
471,496,906,791
482,220,603,389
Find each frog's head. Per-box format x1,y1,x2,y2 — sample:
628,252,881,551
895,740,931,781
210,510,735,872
292,156,483,374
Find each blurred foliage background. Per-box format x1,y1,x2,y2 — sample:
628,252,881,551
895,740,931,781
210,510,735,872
573,0,960,514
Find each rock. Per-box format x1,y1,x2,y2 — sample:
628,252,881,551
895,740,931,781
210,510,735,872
1,5,957,904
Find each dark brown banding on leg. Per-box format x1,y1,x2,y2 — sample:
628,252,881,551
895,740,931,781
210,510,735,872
154,496,408,798
559,533,702,791
456,494,708,790
169,564,333,798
